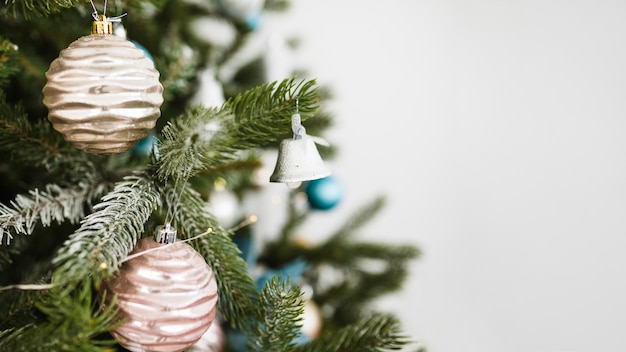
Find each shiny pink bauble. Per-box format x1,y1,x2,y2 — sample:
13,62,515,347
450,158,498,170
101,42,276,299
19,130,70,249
101,237,218,352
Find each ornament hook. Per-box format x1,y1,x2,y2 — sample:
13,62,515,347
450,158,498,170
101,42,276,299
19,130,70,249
89,0,127,34
154,223,177,244
291,97,307,139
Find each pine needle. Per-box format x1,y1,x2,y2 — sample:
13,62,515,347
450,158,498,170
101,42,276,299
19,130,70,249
0,281,119,352
0,179,110,245
295,314,409,352
154,78,319,183
248,276,304,352
51,173,161,289
164,182,259,331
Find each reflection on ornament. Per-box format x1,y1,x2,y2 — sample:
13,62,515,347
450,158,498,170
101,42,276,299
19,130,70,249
101,228,218,352
42,15,163,155
189,320,225,352
305,176,343,210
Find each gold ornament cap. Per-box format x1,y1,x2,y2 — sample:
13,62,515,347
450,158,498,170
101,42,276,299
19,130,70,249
92,15,113,34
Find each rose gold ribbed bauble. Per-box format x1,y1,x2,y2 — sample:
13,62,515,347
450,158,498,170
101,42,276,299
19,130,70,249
42,34,163,155
101,237,218,352
189,320,225,352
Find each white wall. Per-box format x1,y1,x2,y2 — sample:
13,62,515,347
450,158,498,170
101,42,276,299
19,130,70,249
259,1,626,351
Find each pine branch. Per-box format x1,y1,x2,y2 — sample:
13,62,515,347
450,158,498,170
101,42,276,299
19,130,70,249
328,196,387,243
248,276,304,352
154,78,319,183
164,182,258,330
0,38,20,86
1,0,77,18
0,91,94,174
51,173,161,289
0,282,118,352
0,179,110,245
155,32,201,103
0,288,43,331
0,235,27,271
155,107,230,182
295,314,409,352
315,256,415,325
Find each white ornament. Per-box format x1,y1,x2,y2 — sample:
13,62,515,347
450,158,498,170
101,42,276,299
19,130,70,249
190,67,226,109
206,188,240,228
189,17,238,49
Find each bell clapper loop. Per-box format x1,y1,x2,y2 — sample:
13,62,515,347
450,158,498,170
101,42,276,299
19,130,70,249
291,112,306,140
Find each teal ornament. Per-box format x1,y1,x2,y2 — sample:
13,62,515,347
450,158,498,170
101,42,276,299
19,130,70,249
232,227,257,268
244,13,262,30
255,258,308,290
131,40,153,62
305,176,343,210
131,133,158,158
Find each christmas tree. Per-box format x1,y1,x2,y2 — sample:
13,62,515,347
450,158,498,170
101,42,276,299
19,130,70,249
0,0,420,351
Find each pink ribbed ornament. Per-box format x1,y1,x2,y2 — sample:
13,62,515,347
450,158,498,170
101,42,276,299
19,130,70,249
101,225,218,352
42,15,163,155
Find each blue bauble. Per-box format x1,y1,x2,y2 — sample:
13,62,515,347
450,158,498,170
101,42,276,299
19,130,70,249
305,176,343,210
131,134,158,158
131,40,154,62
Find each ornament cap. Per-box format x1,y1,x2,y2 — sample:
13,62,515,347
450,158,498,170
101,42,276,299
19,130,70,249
92,15,113,34
154,223,177,244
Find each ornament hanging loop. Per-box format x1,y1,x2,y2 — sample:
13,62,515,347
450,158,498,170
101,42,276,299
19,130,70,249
92,15,113,34
292,97,305,139
291,111,305,140
154,223,177,244
89,0,127,34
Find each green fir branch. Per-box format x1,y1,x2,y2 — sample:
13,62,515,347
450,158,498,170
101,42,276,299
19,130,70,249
0,180,110,245
316,256,415,325
0,91,93,173
164,182,258,330
155,107,230,182
0,38,20,86
0,282,118,352
0,288,43,332
1,0,77,18
295,314,409,352
0,235,27,271
328,196,387,243
228,78,318,140
154,78,319,183
51,173,160,289
248,276,304,352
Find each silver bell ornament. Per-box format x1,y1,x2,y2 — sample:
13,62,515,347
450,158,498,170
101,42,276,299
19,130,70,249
42,14,164,155
270,113,330,183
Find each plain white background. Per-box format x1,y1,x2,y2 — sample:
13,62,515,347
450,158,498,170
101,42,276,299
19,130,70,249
249,1,626,351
